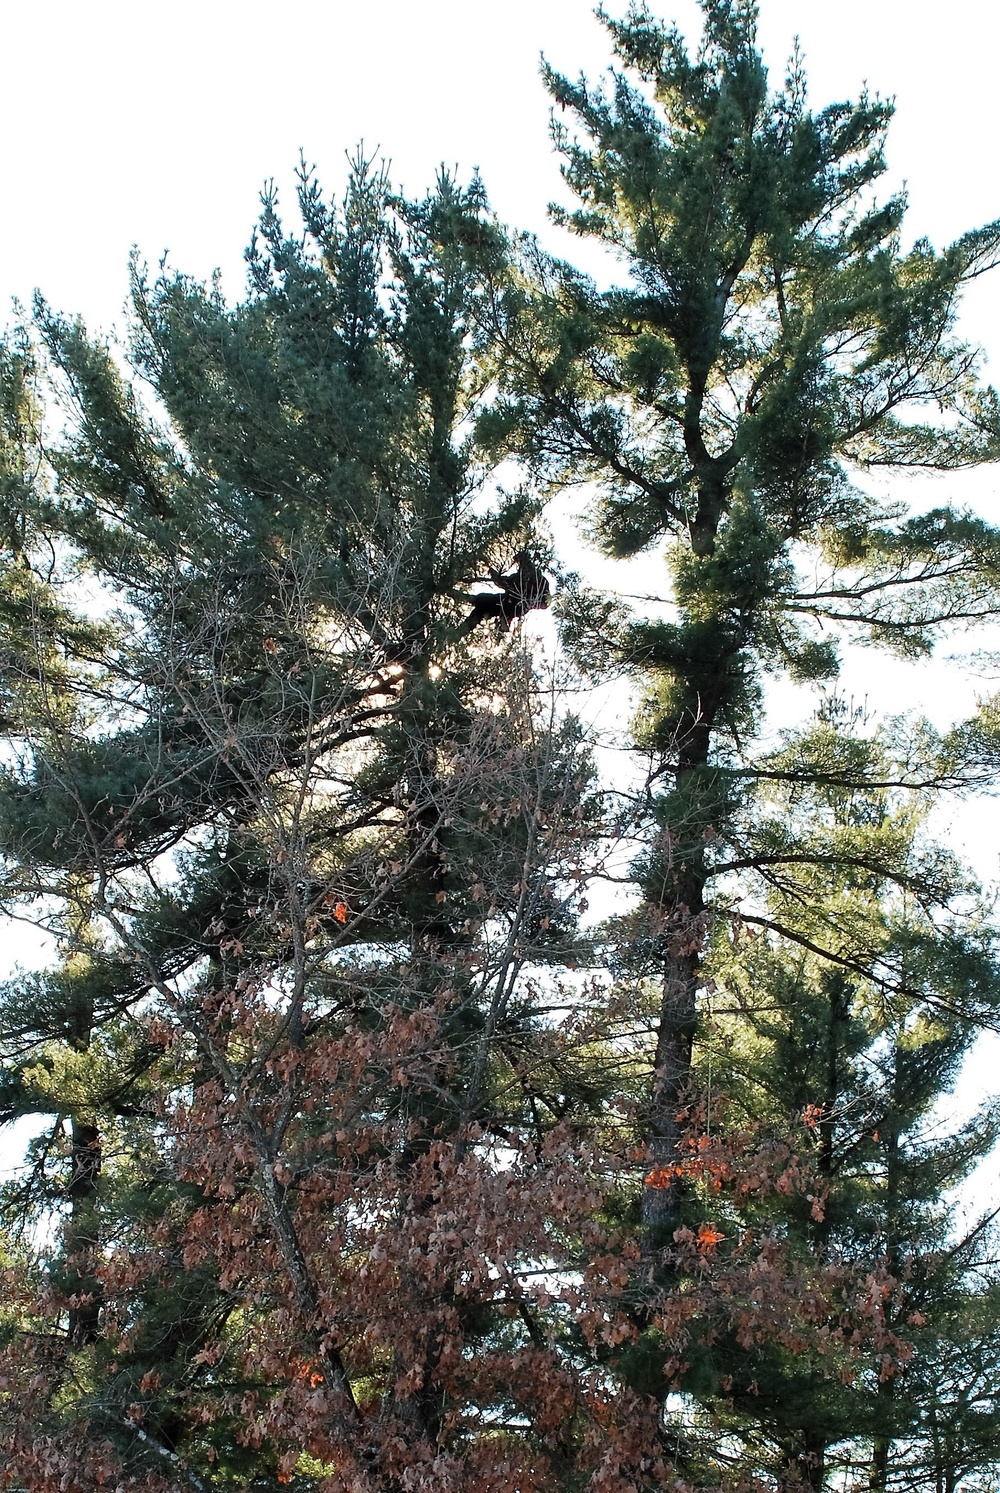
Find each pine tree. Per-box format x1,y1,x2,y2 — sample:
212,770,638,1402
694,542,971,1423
691,701,1000,1490
480,0,1000,1238
0,163,608,1489
456,0,1000,1484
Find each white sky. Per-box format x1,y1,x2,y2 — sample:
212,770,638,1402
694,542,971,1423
2,0,1000,1177
1,0,997,341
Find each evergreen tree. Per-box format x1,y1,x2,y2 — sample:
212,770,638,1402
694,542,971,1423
0,163,608,1489
458,0,1000,1484
691,701,1000,1490
481,0,1000,1237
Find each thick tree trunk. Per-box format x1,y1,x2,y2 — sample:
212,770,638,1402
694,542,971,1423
870,1421,891,1493
786,1429,826,1492
640,686,715,1238
65,984,103,1350
66,1115,103,1348
641,928,702,1233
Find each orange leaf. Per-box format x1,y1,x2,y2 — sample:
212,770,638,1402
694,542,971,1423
697,1222,725,1254
333,901,348,923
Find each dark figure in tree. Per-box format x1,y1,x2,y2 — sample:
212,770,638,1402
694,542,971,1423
460,551,551,636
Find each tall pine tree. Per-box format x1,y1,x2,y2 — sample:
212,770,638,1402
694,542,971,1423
0,163,607,1489
480,0,1000,1237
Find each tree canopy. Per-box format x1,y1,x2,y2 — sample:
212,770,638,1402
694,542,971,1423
2,4,1000,1491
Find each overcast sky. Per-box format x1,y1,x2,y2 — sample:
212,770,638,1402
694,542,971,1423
3,0,998,345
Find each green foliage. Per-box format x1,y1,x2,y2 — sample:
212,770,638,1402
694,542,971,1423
469,0,1000,1484
2,3,1000,1490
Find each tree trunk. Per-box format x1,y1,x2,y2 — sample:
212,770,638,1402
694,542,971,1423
641,928,702,1233
66,1115,103,1348
786,1428,826,1492
640,634,718,1237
